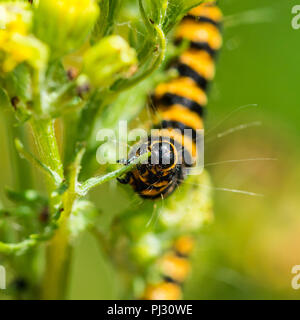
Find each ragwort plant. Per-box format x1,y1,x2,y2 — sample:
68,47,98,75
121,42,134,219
0,0,214,299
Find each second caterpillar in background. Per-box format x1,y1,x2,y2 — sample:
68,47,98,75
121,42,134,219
118,2,223,199
142,235,195,300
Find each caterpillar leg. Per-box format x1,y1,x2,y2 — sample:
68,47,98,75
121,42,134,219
117,157,137,184
117,172,132,185
117,158,130,165
117,155,139,166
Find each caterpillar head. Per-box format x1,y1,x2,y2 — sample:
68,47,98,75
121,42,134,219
118,136,183,198
149,140,178,170
133,137,179,175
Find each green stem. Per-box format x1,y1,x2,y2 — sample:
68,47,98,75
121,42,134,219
41,148,84,300
0,151,148,256
76,91,104,144
5,112,33,190
30,118,64,192
41,210,72,300
29,117,73,300
8,114,149,299
79,151,150,196
63,111,79,166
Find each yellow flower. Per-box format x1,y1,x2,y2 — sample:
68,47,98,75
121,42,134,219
0,2,48,73
3,33,48,72
0,2,32,31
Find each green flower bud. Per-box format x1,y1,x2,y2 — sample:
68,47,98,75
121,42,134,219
131,233,162,265
69,200,99,238
34,0,99,57
82,35,137,88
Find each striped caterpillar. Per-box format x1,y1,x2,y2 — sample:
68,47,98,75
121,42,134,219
118,2,223,199
142,235,195,300
116,1,223,300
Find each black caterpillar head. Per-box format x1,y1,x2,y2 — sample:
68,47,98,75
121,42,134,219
132,136,179,175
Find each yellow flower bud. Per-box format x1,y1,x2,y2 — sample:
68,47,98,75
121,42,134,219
83,35,137,88
34,0,99,57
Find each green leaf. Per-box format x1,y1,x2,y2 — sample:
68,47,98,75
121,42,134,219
45,61,68,92
5,188,47,207
162,0,207,33
76,90,104,144
0,205,62,255
15,139,63,187
0,87,11,109
92,0,121,41
2,64,32,122
143,0,168,25
5,63,32,101
111,4,166,92
0,205,34,219
141,0,207,34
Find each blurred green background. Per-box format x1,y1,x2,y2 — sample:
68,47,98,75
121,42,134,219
1,0,300,299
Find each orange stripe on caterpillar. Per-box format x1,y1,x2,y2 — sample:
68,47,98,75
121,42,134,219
175,20,222,51
158,104,204,131
159,253,191,283
174,236,195,256
179,49,215,81
143,282,182,300
155,77,208,107
189,3,223,24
